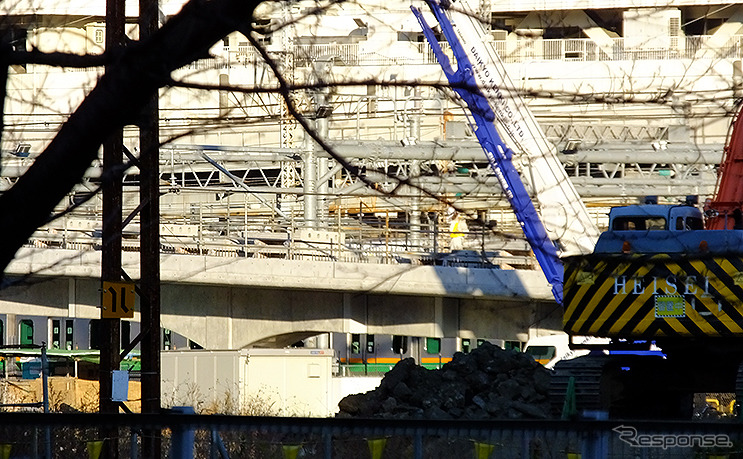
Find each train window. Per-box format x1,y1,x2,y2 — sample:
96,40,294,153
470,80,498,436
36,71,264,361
65,320,73,350
366,334,375,354
524,345,556,366
121,321,130,350
392,335,408,355
89,320,102,350
51,319,60,349
20,319,34,347
163,329,172,350
461,339,471,354
426,337,441,354
351,334,361,354
504,340,521,351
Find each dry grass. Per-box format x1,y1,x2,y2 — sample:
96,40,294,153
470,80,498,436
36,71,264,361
0,377,141,413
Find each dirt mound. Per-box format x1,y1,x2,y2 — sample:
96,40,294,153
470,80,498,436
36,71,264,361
337,341,552,419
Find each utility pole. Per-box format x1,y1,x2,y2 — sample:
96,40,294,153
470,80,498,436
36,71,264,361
101,0,125,456
139,0,162,456
102,0,124,417
100,0,162,455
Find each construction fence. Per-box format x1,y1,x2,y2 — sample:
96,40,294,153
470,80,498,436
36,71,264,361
0,412,741,458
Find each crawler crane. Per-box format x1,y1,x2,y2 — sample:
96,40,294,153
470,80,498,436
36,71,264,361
416,0,743,418
561,106,743,417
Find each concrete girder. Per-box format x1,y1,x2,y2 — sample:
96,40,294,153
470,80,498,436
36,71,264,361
0,247,558,348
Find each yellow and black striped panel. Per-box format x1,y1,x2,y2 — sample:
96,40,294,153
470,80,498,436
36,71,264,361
563,254,743,339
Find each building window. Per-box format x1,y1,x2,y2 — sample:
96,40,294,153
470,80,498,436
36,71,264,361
253,19,272,45
94,29,104,44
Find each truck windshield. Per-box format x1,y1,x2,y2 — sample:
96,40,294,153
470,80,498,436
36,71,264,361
612,217,666,231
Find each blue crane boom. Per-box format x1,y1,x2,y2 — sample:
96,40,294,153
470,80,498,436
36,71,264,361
411,2,564,304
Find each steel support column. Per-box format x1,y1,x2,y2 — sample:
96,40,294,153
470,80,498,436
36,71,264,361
139,0,161,456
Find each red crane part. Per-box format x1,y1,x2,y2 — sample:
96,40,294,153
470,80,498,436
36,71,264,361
706,105,743,229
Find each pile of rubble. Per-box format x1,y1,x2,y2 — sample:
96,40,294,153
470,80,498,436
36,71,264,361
337,341,552,419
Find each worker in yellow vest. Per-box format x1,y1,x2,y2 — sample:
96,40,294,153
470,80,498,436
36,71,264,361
449,212,468,251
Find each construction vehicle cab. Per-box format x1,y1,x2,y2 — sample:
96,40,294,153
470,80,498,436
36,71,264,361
592,200,743,256
609,203,704,233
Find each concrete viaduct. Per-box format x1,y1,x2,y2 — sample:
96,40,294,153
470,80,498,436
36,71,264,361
0,247,561,348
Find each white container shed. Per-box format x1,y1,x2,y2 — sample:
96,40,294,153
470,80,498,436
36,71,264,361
161,348,336,417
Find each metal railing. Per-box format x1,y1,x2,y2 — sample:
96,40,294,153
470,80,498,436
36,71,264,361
0,412,739,458
30,208,538,270
174,34,743,71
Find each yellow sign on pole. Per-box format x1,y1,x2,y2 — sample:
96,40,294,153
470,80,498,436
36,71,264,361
101,281,135,318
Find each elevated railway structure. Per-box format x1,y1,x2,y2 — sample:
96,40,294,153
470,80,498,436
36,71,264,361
1,0,741,353
0,137,723,350
1,245,557,349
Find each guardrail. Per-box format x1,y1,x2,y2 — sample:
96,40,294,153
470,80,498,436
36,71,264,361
0,412,739,458
29,210,538,269
184,34,743,69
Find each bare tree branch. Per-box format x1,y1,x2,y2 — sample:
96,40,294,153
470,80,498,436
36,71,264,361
243,32,487,225
7,49,107,68
0,0,261,275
